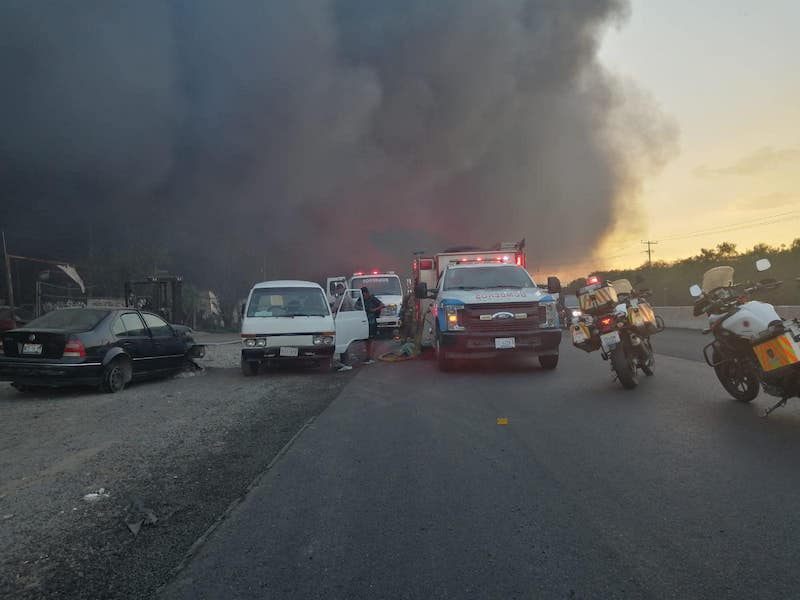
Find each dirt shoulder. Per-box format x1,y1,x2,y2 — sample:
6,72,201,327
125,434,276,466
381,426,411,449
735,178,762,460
0,336,353,599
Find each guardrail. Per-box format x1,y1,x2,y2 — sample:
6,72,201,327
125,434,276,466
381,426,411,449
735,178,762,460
654,306,800,330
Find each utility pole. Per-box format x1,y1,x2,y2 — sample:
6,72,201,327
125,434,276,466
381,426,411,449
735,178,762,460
2,231,14,308
641,240,658,268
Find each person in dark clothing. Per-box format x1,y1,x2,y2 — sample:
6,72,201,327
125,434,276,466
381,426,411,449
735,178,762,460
361,286,385,364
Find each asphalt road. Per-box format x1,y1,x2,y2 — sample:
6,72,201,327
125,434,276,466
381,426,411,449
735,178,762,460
162,329,800,600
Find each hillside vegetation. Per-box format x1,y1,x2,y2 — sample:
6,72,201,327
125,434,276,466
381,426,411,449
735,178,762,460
566,240,800,306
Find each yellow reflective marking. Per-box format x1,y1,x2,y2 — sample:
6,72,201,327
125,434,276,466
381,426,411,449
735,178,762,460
496,418,508,425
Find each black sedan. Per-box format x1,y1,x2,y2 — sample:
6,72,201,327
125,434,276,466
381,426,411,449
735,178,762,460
0,308,204,393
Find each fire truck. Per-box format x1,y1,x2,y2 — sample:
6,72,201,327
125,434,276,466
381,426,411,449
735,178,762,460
412,240,563,369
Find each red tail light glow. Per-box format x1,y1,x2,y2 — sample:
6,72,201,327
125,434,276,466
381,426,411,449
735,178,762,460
63,340,87,358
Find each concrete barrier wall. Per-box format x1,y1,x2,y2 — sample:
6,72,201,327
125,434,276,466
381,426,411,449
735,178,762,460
655,306,800,330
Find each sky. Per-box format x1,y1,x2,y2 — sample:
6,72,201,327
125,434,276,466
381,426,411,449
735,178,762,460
556,0,800,276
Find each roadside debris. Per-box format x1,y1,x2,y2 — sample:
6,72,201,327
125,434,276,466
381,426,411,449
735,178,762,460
82,488,110,503
124,498,158,536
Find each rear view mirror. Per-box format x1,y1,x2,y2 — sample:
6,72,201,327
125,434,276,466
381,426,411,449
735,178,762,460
755,258,771,272
547,276,561,295
415,282,428,299
689,284,702,298
240,303,246,318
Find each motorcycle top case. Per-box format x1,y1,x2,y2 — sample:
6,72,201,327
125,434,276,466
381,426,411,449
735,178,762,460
577,281,619,315
752,322,800,373
627,301,658,335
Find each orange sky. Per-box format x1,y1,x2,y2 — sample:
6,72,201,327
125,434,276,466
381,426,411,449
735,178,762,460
540,0,800,280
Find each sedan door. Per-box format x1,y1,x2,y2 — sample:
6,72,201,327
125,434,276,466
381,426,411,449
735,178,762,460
140,312,186,372
111,312,154,376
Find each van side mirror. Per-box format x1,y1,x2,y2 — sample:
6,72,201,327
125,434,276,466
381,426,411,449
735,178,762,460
547,276,561,295
415,282,428,299
240,303,246,318
689,284,702,298
755,258,771,272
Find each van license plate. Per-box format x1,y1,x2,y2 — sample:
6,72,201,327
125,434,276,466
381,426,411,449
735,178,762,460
279,347,299,357
495,337,515,349
22,343,43,355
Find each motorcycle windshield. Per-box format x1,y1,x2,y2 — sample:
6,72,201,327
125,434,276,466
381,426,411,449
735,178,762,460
702,266,734,292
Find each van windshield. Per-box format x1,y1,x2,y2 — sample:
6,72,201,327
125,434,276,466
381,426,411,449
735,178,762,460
247,287,330,318
350,276,402,296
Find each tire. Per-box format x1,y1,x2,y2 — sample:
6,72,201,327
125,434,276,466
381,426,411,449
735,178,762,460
539,354,559,370
241,358,260,377
435,335,452,372
318,356,334,373
712,349,759,402
339,350,349,366
101,358,129,393
611,344,638,389
640,339,655,376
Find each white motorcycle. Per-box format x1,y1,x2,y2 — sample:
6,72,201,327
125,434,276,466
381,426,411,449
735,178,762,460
690,259,800,415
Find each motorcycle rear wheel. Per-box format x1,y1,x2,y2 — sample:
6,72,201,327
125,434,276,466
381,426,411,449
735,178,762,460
611,344,638,389
640,339,655,376
712,348,759,402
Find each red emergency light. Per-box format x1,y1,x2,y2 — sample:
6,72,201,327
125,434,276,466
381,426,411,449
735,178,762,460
476,257,483,262
515,254,524,267
586,275,599,285
372,270,379,275
419,259,433,270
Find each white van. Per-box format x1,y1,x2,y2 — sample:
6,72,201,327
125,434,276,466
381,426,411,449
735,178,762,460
240,280,368,375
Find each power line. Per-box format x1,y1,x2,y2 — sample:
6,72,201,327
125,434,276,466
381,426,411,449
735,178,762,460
656,209,800,243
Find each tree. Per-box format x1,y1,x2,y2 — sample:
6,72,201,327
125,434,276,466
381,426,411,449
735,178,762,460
715,242,737,257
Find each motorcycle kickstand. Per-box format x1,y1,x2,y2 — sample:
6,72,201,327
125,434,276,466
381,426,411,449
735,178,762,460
762,397,789,418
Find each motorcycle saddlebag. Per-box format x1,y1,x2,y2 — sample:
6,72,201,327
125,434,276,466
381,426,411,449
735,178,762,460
752,321,800,374
627,301,659,336
577,281,619,315
571,322,600,352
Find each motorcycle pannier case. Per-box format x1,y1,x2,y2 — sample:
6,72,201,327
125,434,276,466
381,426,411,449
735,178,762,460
752,322,800,374
571,322,599,352
627,301,658,336
577,281,618,316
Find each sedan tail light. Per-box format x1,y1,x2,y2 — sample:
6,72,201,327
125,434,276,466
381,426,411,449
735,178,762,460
63,340,87,358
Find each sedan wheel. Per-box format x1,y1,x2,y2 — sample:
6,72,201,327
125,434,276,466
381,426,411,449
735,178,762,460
101,359,128,393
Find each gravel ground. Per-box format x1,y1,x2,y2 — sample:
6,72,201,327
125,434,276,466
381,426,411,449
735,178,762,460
0,333,359,599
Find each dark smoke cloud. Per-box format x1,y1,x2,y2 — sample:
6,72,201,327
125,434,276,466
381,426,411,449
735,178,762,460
0,0,675,299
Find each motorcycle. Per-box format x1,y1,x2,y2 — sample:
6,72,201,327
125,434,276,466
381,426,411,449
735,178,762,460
572,277,659,389
690,259,800,416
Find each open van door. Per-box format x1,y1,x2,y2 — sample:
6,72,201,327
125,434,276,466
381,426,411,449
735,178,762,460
334,289,369,356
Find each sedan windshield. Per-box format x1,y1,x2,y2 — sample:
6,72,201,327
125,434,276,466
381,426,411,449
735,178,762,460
24,309,109,331
443,266,536,290
350,276,402,296
247,287,330,317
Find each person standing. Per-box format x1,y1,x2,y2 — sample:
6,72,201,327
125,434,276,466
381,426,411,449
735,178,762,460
361,286,385,364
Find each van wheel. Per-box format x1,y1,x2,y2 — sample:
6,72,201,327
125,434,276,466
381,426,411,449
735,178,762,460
241,359,260,376
101,358,130,393
539,354,559,370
